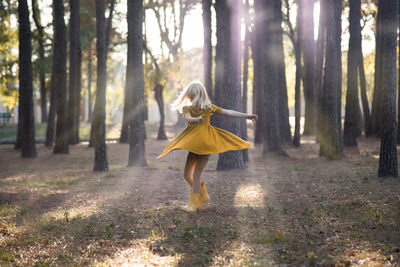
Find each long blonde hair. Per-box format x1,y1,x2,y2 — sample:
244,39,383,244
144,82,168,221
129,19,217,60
171,81,212,112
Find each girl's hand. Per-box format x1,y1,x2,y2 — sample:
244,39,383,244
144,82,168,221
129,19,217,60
247,114,258,122
197,114,205,123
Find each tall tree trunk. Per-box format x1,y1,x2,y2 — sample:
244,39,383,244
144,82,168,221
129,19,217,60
241,0,250,162
359,45,372,137
18,0,37,157
302,0,315,135
378,0,398,177
319,0,342,159
262,0,283,154
397,2,400,144
68,0,81,145
202,0,212,99
215,0,245,170
155,84,167,140
127,0,147,166
293,0,303,147
45,73,56,146
31,0,47,123
315,0,327,144
93,0,108,171
275,0,291,142
87,46,93,122
344,0,361,147
372,1,384,136
53,0,69,154
253,0,266,144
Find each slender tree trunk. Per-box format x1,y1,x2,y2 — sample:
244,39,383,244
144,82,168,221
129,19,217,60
315,0,327,144
127,0,147,166
397,2,400,144
262,0,282,154
372,1,384,136
319,0,342,159
293,0,303,147
18,0,37,157
155,84,167,140
359,38,373,137
31,0,47,123
215,0,245,170
202,0,212,99
241,0,250,162
253,0,266,145
93,0,108,171
45,74,56,146
275,0,291,142
87,47,93,122
378,0,398,177
344,0,361,147
53,0,69,154
68,0,81,145
302,0,315,135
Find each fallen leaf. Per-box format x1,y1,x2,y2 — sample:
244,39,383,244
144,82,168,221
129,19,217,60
307,251,315,259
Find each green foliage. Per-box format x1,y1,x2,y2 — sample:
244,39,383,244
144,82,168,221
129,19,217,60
0,1,18,110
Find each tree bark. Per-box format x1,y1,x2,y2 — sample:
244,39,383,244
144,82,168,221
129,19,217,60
262,0,283,154
301,0,315,135
315,0,327,144
67,0,82,145
93,0,108,171
31,0,47,123
344,0,362,147
202,0,212,99
215,0,245,170
53,0,69,154
319,0,342,159
378,0,398,177
87,47,93,122
155,84,167,140
293,0,303,147
127,0,147,166
18,0,37,157
253,0,266,145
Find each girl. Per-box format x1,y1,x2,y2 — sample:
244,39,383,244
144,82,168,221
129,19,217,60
157,81,258,212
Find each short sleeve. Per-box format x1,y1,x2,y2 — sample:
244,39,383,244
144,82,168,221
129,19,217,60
211,104,222,114
182,106,189,114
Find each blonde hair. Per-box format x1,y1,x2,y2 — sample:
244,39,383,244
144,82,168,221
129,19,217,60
171,81,212,112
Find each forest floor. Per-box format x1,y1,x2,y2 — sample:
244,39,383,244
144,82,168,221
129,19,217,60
0,122,400,266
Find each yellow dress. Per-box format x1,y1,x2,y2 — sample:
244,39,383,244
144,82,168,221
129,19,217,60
157,104,250,159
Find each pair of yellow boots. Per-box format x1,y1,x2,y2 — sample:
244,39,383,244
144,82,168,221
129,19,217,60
181,181,210,212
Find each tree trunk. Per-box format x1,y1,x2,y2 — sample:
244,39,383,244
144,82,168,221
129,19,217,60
319,0,342,159
68,0,81,145
378,0,398,177
215,0,245,170
275,0,291,143
344,0,361,147
93,0,108,171
126,0,147,166
53,0,69,154
202,0,212,99
87,47,93,122
253,0,266,145
18,0,37,157
293,0,303,147
359,45,372,137
262,0,282,154
302,0,315,135
155,84,167,140
241,0,250,162
31,0,47,123
372,1,384,136
397,2,400,144
315,0,327,144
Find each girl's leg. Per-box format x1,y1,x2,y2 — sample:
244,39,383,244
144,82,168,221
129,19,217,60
192,155,209,193
183,152,198,187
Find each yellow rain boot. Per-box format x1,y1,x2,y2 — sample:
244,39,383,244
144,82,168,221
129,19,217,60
181,192,201,212
199,181,210,206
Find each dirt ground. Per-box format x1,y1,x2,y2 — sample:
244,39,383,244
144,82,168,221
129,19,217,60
0,123,400,266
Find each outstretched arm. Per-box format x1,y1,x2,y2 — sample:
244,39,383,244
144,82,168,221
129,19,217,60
219,108,258,121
